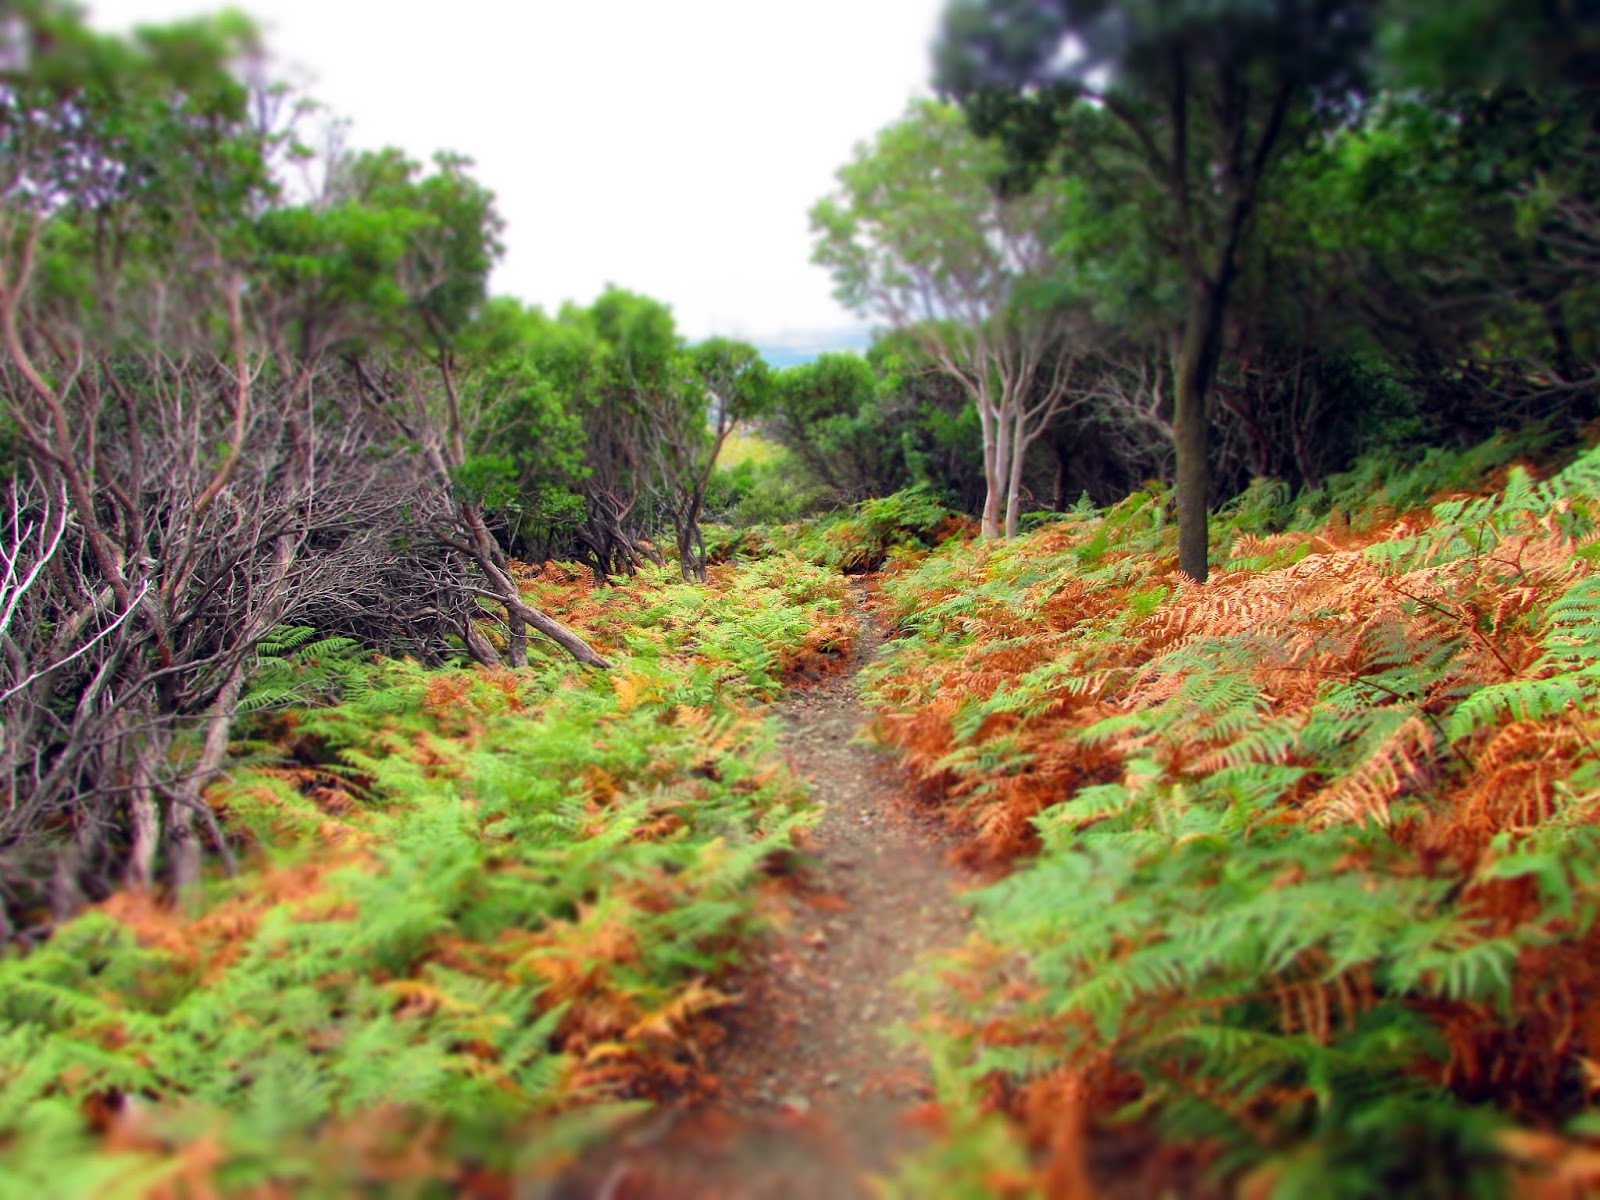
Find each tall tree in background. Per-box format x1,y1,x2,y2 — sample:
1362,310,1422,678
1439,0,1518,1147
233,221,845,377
812,100,1085,539
561,290,773,582
936,0,1374,579
769,353,909,501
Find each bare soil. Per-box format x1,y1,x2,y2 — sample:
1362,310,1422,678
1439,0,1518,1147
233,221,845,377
547,589,973,1199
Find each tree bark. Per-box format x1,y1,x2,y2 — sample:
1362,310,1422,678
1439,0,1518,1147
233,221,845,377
125,734,162,891
457,495,610,668
988,393,1013,540
1052,439,1070,511
506,612,528,670
981,471,1003,538
975,384,1003,539
462,620,504,667
1174,280,1229,583
1004,403,1027,538
168,664,246,897
507,597,613,670
166,797,199,896
676,491,708,583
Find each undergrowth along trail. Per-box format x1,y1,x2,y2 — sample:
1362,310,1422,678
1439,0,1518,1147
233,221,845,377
0,556,857,1197
11,448,1600,1199
860,449,1600,1198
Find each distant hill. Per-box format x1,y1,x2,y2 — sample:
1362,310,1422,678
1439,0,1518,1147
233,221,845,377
755,326,873,369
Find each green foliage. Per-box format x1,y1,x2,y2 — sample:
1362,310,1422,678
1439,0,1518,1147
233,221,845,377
1297,430,1567,531
769,353,909,501
1378,0,1600,91
0,558,849,1193
463,299,594,540
237,626,371,716
6,3,279,324
256,147,504,353
829,488,960,571
811,100,1030,320
750,487,965,575
703,452,832,529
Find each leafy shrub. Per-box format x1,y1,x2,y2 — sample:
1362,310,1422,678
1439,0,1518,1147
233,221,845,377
749,486,971,575
1298,427,1568,530
704,452,834,528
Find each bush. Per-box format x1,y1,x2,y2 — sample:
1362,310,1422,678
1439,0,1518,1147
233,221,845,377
705,453,834,528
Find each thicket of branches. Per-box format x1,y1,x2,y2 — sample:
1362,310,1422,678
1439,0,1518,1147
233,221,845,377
0,7,772,925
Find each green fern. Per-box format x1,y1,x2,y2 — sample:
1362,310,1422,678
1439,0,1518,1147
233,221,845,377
0,555,839,1192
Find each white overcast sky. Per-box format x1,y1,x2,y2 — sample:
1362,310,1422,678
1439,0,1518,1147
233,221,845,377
85,0,947,348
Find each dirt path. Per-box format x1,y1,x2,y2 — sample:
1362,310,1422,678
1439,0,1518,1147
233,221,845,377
549,589,972,1199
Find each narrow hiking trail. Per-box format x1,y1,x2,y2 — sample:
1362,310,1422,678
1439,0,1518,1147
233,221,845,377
552,587,973,1199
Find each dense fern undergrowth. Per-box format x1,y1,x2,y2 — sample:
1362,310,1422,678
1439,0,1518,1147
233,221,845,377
860,446,1600,1198
9,441,1600,1199
0,556,852,1197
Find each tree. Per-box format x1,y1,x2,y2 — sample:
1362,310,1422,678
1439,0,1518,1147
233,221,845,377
936,0,1374,578
811,99,1086,539
1376,0,1600,94
575,288,681,580
656,337,771,581
0,4,608,921
457,297,589,562
315,147,609,669
770,353,910,501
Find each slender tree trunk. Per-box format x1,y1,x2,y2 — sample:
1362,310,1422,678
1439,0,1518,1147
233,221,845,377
125,730,161,890
1174,280,1230,583
976,391,1002,539
677,492,707,583
506,612,528,669
507,598,613,669
988,396,1013,540
1052,439,1070,511
981,469,1003,538
50,846,83,923
454,493,609,667
1173,341,1210,582
462,620,504,667
165,790,198,892
168,664,246,898
1289,358,1321,490
1162,71,1288,582
1004,404,1028,538
677,523,703,583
